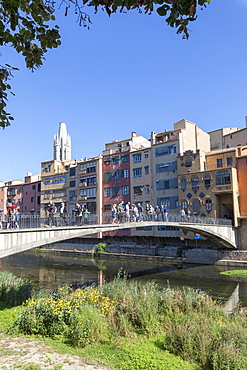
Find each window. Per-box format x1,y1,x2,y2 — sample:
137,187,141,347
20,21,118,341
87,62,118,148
121,154,129,163
122,185,129,195
121,169,129,178
217,158,223,168
181,200,188,209
104,158,111,165
181,178,186,191
227,157,232,167
133,154,142,163
18,198,23,204
44,180,50,185
185,158,192,167
52,176,66,184
87,164,96,173
69,167,76,176
191,176,199,193
205,198,212,211
44,165,51,173
69,191,76,201
156,161,177,173
38,183,41,192
7,188,16,196
31,197,34,203
164,180,169,189
80,188,96,198
112,156,120,164
216,170,231,185
204,174,211,189
86,176,96,186
112,170,120,180
70,180,76,187
192,198,200,213
144,151,149,158
155,145,176,157
112,186,120,197
104,188,111,197
37,196,40,205
144,166,149,175
134,186,142,195
104,172,111,183
80,162,96,173
104,204,111,211
133,168,142,178
32,184,36,190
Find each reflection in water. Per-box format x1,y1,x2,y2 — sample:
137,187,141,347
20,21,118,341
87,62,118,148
222,284,239,315
1,250,247,308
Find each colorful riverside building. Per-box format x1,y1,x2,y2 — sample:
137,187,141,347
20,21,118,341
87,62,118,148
102,131,150,236
71,156,102,217
149,119,209,239
177,146,240,242
40,122,103,219
0,173,41,215
236,146,247,218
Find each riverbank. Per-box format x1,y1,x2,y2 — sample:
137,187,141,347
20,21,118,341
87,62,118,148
42,239,247,266
1,273,247,370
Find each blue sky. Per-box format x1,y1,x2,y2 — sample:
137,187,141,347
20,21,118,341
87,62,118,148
1,0,247,182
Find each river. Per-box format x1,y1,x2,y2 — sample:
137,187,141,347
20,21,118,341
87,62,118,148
1,249,247,311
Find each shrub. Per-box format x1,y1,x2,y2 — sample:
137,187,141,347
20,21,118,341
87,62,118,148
67,305,109,347
12,286,115,338
0,271,32,308
95,242,108,253
101,274,163,336
164,309,247,369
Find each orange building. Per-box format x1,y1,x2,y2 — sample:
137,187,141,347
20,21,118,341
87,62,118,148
237,146,247,217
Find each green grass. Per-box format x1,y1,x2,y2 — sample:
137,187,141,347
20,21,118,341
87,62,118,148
0,306,24,332
42,337,199,370
220,269,247,277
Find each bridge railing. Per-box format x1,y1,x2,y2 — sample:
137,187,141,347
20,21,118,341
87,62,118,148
1,211,232,230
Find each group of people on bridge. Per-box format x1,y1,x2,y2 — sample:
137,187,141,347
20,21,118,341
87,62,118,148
45,201,91,227
111,202,173,224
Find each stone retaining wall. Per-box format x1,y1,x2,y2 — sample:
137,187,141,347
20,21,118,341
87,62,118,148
45,241,247,265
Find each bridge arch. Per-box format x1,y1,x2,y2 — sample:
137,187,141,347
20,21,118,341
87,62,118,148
0,221,237,259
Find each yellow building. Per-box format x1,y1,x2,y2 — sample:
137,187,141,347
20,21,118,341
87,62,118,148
178,147,240,237
40,159,74,215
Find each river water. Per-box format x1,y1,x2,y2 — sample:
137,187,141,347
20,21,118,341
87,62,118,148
1,250,247,310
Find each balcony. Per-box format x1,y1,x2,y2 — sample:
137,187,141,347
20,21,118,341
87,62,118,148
212,184,233,193
7,189,16,196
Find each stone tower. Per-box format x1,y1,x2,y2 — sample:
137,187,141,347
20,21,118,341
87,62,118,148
53,122,71,162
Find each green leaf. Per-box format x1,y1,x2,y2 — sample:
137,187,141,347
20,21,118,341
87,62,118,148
157,4,168,16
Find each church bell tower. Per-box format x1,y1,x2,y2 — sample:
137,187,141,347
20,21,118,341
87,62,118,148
53,122,71,162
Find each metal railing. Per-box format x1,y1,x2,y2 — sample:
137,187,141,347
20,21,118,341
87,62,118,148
0,211,233,230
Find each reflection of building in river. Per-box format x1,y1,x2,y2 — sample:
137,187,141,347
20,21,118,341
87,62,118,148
222,284,239,315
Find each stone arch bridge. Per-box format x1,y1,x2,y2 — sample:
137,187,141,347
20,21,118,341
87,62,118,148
0,221,238,259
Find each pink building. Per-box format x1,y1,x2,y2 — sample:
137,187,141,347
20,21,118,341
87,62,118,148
21,174,41,214
0,174,41,216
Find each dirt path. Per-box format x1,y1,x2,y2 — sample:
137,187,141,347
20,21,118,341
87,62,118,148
0,334,110,370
